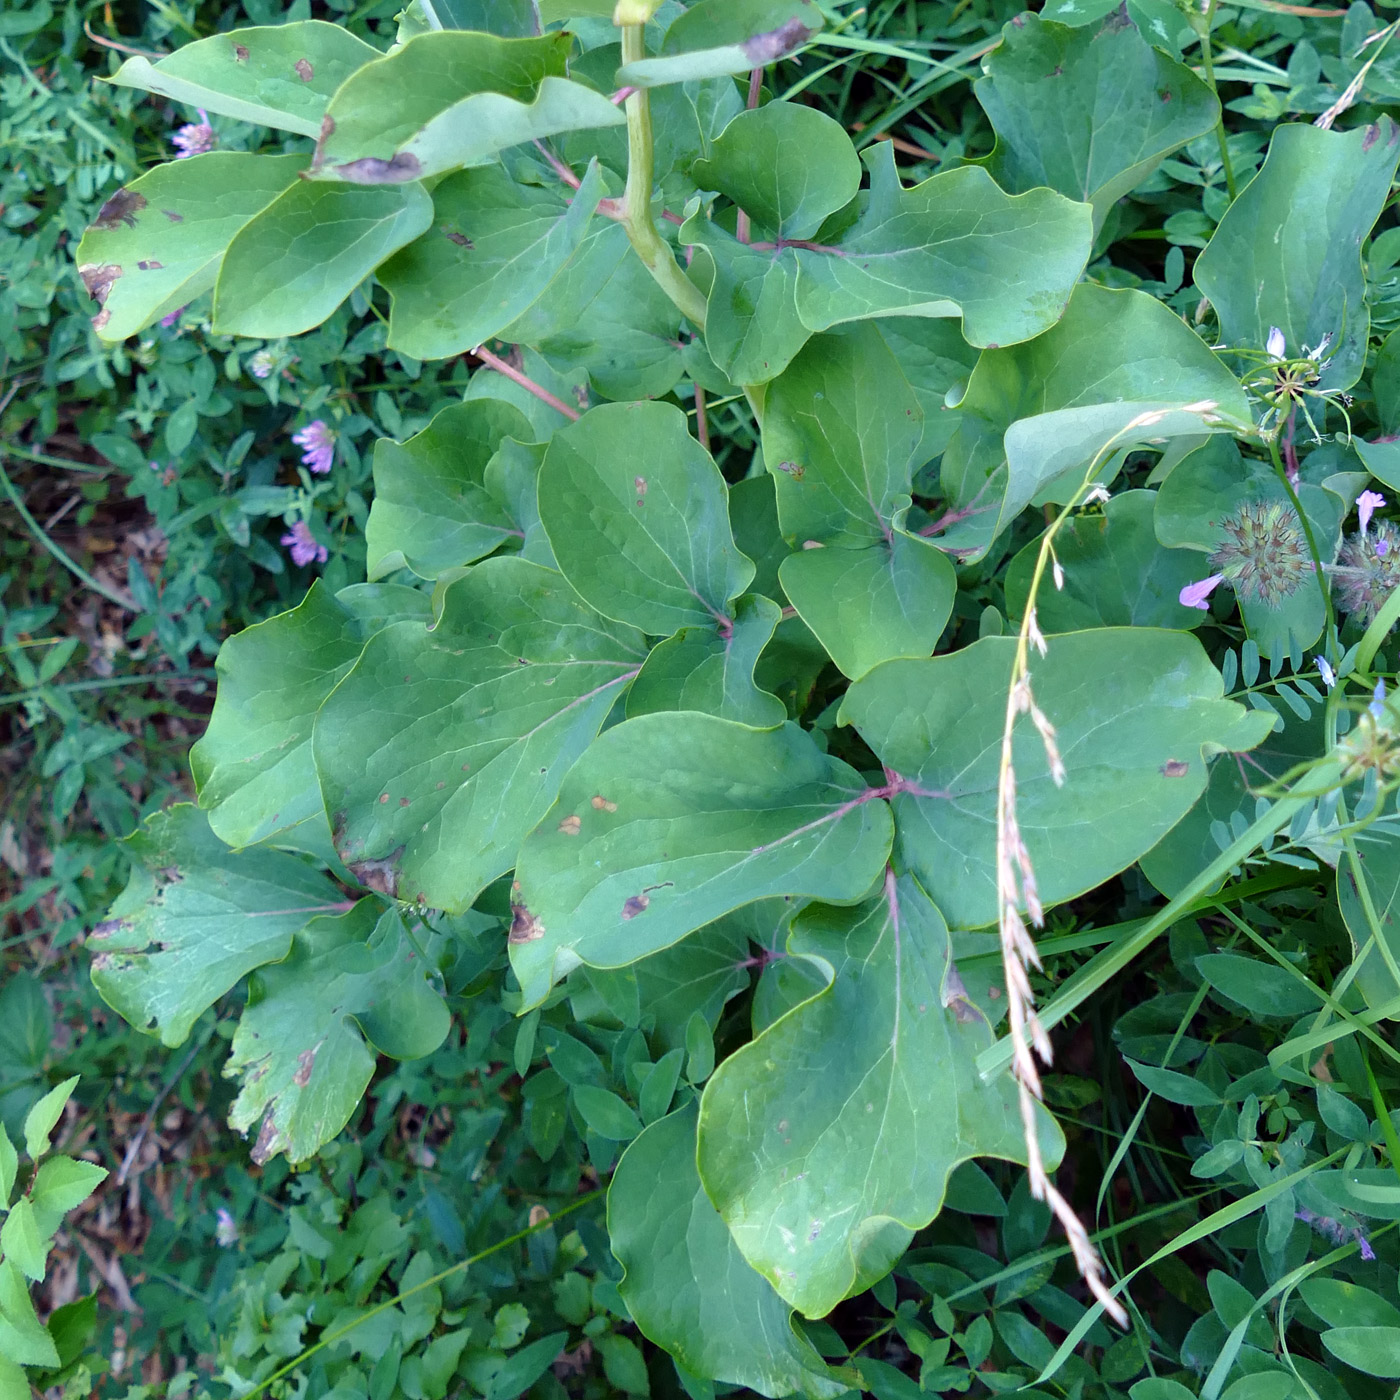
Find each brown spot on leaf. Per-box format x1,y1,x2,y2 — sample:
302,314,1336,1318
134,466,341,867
776,460,804,480
590,795,617,812
92,309,111,332
634,476,647,507
137,259,163,271
741,17,814,65
80,263,122,305
399,796,410,806
91,188,146,231
509,903,545,944
251,1113,281,1165
1161,759,1190,777
379,793,390,804
294,1046,317,1087
294,57,314,81
89,917,130,941
333,153,423,184
444,229,472,247
349,848,403,898
234,42,249,61
621,894,649,920
162,209,183,222
558,815,582,835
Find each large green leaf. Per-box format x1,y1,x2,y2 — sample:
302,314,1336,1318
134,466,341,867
939,283,1251,561
693,103,860,243
975,13,1218,233
213,181,433,338
311,31,619,183
610,1104,853,1399
1194,118,1400,391
626,593,786,727
74,153,304,342
365,398,535,581
104,22,380,138
538,401,755,635
1321,1328,1400,1379
509,713,893,1008
793,143,1090,348
380,161,607,361
698,874,1061,1316
684,143,1092,383
762,325,922,546
191,581,429,849
226,902,449,1165
779,530,955,680
618,0,822,87
840,629,1272,929
1004,490,1206,631
314,559,646,913
89,805,344,1047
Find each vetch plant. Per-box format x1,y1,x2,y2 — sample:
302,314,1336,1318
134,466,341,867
73,0,1400,1391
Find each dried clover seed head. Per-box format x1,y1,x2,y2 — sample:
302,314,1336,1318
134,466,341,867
1332,522,1400,624
1206,499,1311,608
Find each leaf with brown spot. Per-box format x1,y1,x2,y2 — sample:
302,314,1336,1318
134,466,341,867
621,894,650,920
559,815,582,835
90,189,146,231
79,264,123,305
509,904,546,944
294,57,314,81
226,902,449,1166
591,795,617,813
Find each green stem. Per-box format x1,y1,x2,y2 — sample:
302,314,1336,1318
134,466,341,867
620,26,708,331
1197,0,1238,202
1266,434,1337,658
0,448,139,612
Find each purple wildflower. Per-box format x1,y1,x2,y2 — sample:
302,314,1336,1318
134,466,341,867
281,520,327,567
172,110,216,159
1332,522,1400,623
292,420,335,475
249,350,276,380
1359,489,1387,534
160,305,187,329
1295,1206,1375,1260
1180,573,1225,611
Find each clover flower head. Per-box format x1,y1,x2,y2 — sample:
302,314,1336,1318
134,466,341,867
292,419,334,475
172,109,215,158
1206,498,1311,608
1179,573,1225,611
1359,489,1387,534
1295,1206,1374,1260
160,305,187,329
1332,522,1400,624
281,520,327,567
1267,326,1287,361
249,350,277,380
215,1207,240,1248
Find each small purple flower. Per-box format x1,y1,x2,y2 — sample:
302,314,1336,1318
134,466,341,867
160,305,187,329
172,109,216,159
1180,573,1225,611
292,420,335,475
249,350,276,380
1359,489,1387,534
1295,1207,1375,1260
281,520,327,567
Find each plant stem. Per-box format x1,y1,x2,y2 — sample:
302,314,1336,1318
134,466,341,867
1265,433,1337,657
620,25,708,331
0,448,139,612
470,344,580,422
1197,0,1238,201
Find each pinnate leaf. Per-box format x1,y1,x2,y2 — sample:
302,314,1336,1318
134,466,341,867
509,712,893,1008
